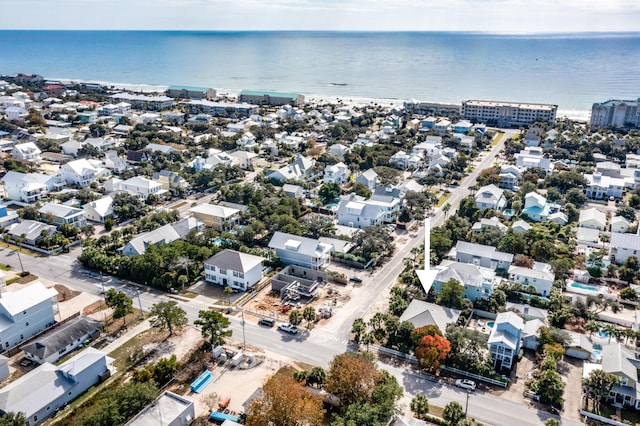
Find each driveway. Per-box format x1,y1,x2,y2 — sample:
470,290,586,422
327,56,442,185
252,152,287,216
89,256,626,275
561,356,585,421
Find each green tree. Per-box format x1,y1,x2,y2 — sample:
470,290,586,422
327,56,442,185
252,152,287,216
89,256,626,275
616,206,637,222
303,306,316,328
105,289,133,325
620,287,637,301
223,285,234,305
351,318,366,344
153,355,180,386
0,412,28,426
104,217,114,232
319,182,341,204
410,394,430,420
583,369,620,411
194,310,232,348
149,301,188,336
565,187,587,207
544,419,561,426
442,401,466,426
436,278,464,309
289,309,303,326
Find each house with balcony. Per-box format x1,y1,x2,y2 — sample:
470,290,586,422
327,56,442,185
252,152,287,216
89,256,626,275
0,281,58,351
434,119,451,135
432,260,499,302
203,249,265,291
11,142,41,162
514,147,553,173
449,241,513,272
508,262,555,296
103,150,129,173
593,343,640,409
266,154,316,182
336,190,401,229
0,347,114,425
1,171,63,203
268,231,331,270
109,176,164,200
60,159,106,187
152,170,188,195
453,120,472,134
488,311,524,371
609,232,640,265
189,204,240,231
323,162,350,184
472,217,508,234
83,196,114,223
38,203,86,227
475,184,507,211
585,173,624,200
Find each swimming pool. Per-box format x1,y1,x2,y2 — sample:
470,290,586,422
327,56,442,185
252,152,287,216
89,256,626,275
566,281,614,299
487,321,495,328
597,331,610,339
570,282,599,291
592,349,602,360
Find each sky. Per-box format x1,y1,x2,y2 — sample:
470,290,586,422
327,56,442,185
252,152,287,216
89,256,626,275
1,0,639,33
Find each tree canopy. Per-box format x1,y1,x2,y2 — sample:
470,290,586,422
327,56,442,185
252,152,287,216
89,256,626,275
194,310,232,348
149,301,188,336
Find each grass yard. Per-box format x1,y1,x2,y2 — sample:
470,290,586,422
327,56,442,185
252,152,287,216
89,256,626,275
437,192,452,207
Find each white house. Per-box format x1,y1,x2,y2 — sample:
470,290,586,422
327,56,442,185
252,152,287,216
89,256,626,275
203,249,265,291
60,159,106,187
120,224,181,256
5,106,28,122
267,154,316,182
355,169,378,190
329,143,349,159
0,347,114,425
450,241,513,271
434,119,451,135
323,162,350,184
11,142,41,162
103,150,129,172
522,192,554,222
514,147,553,173
609,232,640,265
593,343,640,409
475,184,507,211
127,392,195,426
0,281,58,351
336,191,401,229
508,262,555,296
579,208,607,231
282,184,304,198
83,196,114,223
488,311,524,371
511,220,532,234
189,204,240,231
268,231,332,270
1,171,63,203
112,176,164,200
584,173,624,200
611,216,630,234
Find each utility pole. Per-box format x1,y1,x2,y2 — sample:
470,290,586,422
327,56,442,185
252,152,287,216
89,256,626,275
241,307,246,352
99,272,106,302
465,390,470,416
15,250,24,274
136,288,144,317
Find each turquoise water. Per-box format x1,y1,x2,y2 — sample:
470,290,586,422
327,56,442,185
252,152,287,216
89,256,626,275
597,331,610,339
569,282,599,292
1,31,639,111
592,349,602,360
487,321,495,328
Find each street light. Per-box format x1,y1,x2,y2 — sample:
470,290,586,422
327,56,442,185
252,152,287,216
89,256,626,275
465,389,471,416
135,288,144,317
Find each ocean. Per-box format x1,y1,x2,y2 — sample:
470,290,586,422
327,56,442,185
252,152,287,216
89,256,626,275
1,31,639,116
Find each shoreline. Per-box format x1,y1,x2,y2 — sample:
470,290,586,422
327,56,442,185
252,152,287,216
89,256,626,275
50,76,592,122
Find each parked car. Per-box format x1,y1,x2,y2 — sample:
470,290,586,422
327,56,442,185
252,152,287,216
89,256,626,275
455,379,476,391
258,318,275,327
278,323,299,334
349,276,363,283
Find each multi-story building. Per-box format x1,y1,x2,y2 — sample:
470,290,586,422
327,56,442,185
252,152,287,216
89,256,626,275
239,90,304,106
590,98,640,129
488,312,524,371
109,93,174,111
461,100,557,127
203,249,265,291
166,85,216,100
268,232,331,270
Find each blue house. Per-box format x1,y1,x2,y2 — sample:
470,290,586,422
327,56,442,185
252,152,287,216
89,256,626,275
432,260,499,302
488,312,524,371
0,347,115,425
453,120,472,134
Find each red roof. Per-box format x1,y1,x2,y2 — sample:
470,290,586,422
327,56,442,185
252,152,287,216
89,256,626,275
43,85,64,90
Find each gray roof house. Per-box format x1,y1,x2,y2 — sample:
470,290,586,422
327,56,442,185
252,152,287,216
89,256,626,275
203,249,265,291
126,391,195,426
488,311,524,371
398,300,460,333
268,231,331,270
119,223,181,256
609,232,640,265
7,220,58,246
21,316,102,365
598,343,640,409
355,169,379,190
450,241,513,271
0,347,115,425
38,203,86,227
564,330,594,360
475,184,507,211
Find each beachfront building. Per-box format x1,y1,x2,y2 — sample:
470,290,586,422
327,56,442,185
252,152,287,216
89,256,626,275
109,93,174,111
239,90,304,106
189,99,258,118
461,100,558,127
203,249,265,291
590,98,640,129
166,85,216,100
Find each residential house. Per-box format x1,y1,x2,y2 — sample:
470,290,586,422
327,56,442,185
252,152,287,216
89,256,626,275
119,224,181,256
268,231,332,270
456,134,475,152
475,184,507,211
511,220,532,234
488,311,524,371
60,159,105,187
434,119,451,135
564,331,594,360
7,220,58,246
523,129,541,147
548,211,569,225
323,162,350,184
579,208,607,231
229,150,258,170
38,203,86,227
450,241,513,271
522,192,557,222
152,170,188,194
189,204,240,231
112,176,164,200
609,232,640,265
5,106,28,122
522,319,546,350
597,161,622,178
103,150,128,172
329,143,349,159
21,316,101,365
83,196,114,223
336,191,400,229
355,169,379,190
1,171,63,203
126,391,195,426
60,141,84,157
398,300,460,334
611,216,630,234
11,142,41,162
453,120,472,134
126,150,149,164
266,154,316,182
594,343,640,409
0,347,114,425
282,184,304,198
432,260,499,302
472,217,508,234
0,281,58,351
585,173,624,200
203,249,265,291
508,262,555,296
514,147,553,173
171,217,204,238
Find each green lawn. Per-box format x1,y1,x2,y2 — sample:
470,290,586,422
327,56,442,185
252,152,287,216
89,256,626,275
491,131,505,146
437,192,452,207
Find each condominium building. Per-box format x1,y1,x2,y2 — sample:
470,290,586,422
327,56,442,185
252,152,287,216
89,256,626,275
461,100,557,127
590,98,640,129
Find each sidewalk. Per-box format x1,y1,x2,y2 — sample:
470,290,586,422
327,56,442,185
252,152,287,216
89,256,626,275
101,318,152,354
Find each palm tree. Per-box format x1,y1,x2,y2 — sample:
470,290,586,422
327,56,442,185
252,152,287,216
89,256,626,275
601,323,618,344
443,202,451,218
223,285,234,306
584,320,600,337
171,256,193,290
351,318,366,345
